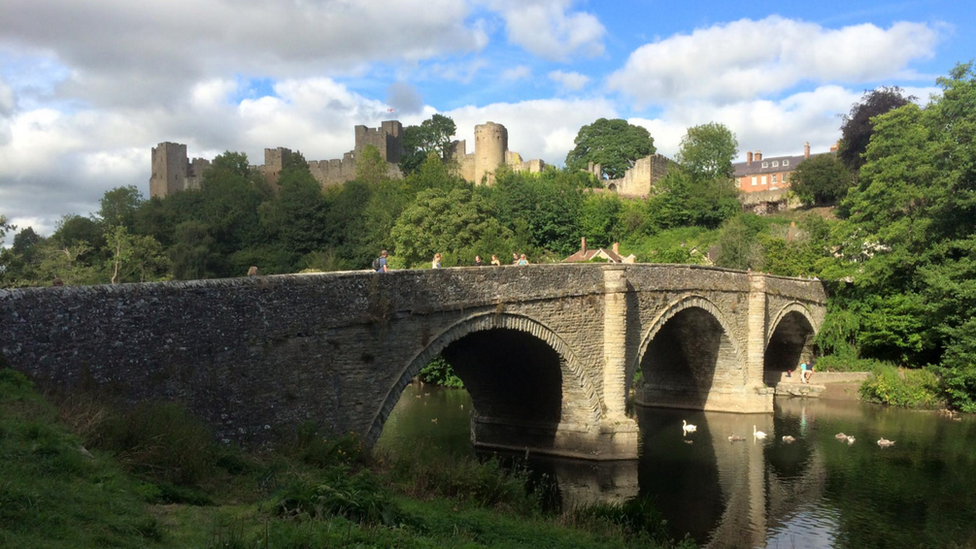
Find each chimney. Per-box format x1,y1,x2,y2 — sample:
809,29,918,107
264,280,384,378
612,242,620,255
755,150,763,162
747,151,753,165
804,142,810,159
581,237,587,255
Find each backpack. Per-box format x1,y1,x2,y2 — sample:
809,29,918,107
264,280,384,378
372,257,381,271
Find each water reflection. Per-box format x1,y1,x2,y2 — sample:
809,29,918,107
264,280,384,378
377,384,976,549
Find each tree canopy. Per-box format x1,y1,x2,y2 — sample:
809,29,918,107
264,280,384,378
790,154,852,206
675,123,738,181
565,118,655,180
399,114,457,175
837,86,913,171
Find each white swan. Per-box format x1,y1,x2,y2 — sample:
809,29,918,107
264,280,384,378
846,435,856,445
753,425,767,439
781,435,796,443
834,432,848,440
877,437,896,447
682,420,697,434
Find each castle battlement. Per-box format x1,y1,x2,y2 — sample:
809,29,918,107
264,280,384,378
149,120,545,197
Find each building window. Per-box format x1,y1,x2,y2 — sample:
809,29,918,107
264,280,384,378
762,162,768,168
772,161,779,167
772,174,778,183
761,175,767,185
751,176,757,186
783,160,790,166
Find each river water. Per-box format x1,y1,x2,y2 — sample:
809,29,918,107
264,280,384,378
377,383,976,549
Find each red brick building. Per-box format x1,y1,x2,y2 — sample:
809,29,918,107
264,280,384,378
733,142,835,194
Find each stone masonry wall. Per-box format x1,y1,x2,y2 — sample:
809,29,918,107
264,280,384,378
0,264,825,449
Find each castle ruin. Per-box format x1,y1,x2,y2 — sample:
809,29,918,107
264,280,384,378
150,120,545,198
584,153,677,198
453,121,546,185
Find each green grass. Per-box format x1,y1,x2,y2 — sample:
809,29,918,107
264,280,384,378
0,369,686,548
0,369,162,548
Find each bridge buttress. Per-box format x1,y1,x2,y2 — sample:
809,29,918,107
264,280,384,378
745,272,775,410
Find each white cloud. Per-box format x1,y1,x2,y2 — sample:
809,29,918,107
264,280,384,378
608,16,940,105
0,0,488,107
502,65,532,81
548,70,589,91
485,0,605,61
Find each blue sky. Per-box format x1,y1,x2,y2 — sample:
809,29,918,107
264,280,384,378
0,0,973,236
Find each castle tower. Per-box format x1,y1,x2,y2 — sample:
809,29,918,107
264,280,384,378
354,120,404,164
474,121,508,185
150,142,189,198
264,147,293,188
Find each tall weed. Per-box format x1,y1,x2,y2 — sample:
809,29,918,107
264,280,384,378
859,364,944,409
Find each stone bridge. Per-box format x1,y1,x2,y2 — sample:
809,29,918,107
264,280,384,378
0,264,825,460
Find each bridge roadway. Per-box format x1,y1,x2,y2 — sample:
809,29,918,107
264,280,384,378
0,263,826,460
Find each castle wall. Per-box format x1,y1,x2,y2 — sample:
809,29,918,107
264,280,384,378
611,154,677,198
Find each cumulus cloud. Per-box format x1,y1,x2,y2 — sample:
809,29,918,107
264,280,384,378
485,0,605,61
609,16,940,105
0,0,488,107
548,70,589,91
502,65,532,81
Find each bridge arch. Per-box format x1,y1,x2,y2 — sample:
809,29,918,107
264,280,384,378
764,301,820,381
631,294,743,410
366,312,601,445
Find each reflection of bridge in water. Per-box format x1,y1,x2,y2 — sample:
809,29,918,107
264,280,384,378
538,402,830,548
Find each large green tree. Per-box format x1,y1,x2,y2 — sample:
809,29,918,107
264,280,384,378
399,114,458,175
565,118,655,180
98,185,145,229
790,154,853,206
391,186,514,267
837,86,913,172
675,123,738,181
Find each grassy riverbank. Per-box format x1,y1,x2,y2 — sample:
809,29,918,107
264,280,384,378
0,369,691,549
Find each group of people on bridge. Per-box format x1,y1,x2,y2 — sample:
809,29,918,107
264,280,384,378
373,250,530,273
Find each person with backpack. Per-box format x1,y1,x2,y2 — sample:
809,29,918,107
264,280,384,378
373,250,389,273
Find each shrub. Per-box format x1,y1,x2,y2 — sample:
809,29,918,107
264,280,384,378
291,423,366,469
88,402,217,486
274,466,401,526
417,356,464,388
859,364,944,409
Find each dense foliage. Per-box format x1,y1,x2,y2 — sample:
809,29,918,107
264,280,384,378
565,118,656,180
790,153,853,206
837,86,913,172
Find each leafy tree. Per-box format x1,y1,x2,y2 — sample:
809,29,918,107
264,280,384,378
98,186,144,228
103,225,170,284
714,215,764,270
790,154,853,206
580,192,622,248
675,123,738,181
260,152,327,258
356,144,390,186
399,114,457,175
565,118,655,180
492,168,584,256
391,186,514,267
838,86,913,171
169,221,217,280
36,240,99,285
0,214,15,245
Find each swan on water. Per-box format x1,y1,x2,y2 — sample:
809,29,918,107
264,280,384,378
846,435,856,445
835,432,848,440
781,435,796,443
682,420,697,434
753,425,767,439
877,437,896,447
728,434,745,442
